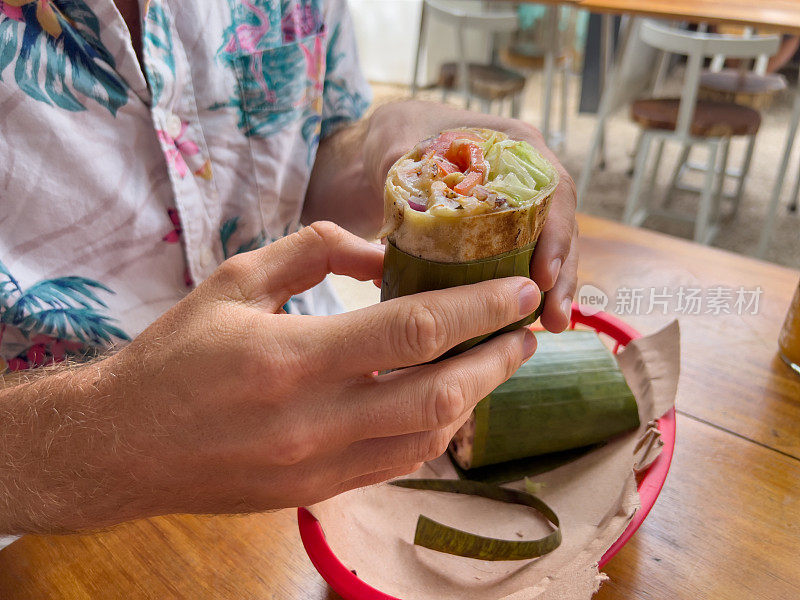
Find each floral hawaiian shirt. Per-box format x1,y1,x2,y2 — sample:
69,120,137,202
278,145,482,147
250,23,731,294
0,0,371,377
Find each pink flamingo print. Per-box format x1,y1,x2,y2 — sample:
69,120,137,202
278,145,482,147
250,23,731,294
300,34,325,107
281,4,320,42
222,0,271,54
221,0,275,100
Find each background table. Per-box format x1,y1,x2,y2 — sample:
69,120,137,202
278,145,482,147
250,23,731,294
577,0,800,36
0,214,797,599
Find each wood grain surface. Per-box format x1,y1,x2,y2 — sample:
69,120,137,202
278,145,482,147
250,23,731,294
0,214,797,599
575,216,800,459
577,0,800,36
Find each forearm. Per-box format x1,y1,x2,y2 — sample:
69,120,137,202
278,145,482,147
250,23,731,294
0,360,143,534
303,118,383,239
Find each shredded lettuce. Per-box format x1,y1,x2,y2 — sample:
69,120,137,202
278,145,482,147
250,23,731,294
484,139,552,206
478,131,500,155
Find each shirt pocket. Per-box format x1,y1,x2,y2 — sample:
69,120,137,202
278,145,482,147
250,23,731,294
229,28,327,138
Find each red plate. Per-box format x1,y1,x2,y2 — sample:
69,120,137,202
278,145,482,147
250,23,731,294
298,306,676,599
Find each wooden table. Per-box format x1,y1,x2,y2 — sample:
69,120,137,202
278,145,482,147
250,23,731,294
577,0,800,36
0,214,798,599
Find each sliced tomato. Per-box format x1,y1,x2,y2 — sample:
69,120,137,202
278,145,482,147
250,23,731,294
433,156,459,177
446,141,488,178
453,171,483,195
427,130,484,157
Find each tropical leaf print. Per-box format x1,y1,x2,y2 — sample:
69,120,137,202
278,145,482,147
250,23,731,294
301,111,321,165
16,307,127,345
142,0,175,105
0,259,129,354
215,0,325,138
220,216,267,259
319,21,369,138
320,78,368,138
0,0,129,114
219,216,300,313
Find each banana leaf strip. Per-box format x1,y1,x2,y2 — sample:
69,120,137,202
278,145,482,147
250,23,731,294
381,241,544,358
453,443,604,484
390,479,561,561
524,477,545,495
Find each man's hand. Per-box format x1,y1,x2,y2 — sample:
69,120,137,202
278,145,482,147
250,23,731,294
0,222,539,534
304,100,578,333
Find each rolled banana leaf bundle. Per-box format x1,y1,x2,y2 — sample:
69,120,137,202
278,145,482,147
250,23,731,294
390,332,639,562
379,128,558,355
450,330,641,470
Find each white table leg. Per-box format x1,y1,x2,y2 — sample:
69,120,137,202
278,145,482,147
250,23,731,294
541,5,559,145
757,69,800,258
598,13,614,169
577,16,637,209
411,1,427,96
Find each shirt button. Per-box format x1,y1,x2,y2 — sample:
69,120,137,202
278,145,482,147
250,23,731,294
200,247,214,268
165,113,182,138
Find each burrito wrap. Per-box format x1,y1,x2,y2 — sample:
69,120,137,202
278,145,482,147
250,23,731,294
380,128,558,263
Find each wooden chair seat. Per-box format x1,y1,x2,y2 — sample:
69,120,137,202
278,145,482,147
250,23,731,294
631,98,761,137
500,43,569,71
439,62,526,100
699,69,787,110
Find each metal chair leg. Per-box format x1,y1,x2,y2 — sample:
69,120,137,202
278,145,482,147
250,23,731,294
758,77,800,257
511,93,521,119
541,6,559,145
647,138,666,212
627,130,644,177
411,2,427,97
624,131,654,226
559,61,569,151
695,141,720,244
713,137,731,222
788,160,800,214
664,141,692,207
598,13,615,171
730,133,756,218
577,17,637,208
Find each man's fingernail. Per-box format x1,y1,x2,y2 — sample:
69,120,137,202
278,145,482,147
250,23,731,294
519,284,541,317
522,328,537,361
561,297,573,320
549,258,562,283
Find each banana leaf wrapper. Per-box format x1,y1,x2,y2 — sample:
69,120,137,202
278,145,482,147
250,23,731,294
390,479,561,561
380,240,544,358
453,443,604,485
450,330,640,470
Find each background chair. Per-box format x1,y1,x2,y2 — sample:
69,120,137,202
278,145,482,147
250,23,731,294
702,24,787,111
623,21,779,245
576,17,661,207
412,0,525,117
659,25,788,225
500,5,581,149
